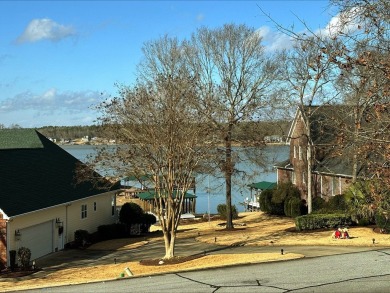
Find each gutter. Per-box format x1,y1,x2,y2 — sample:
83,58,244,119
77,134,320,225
7,190,118,220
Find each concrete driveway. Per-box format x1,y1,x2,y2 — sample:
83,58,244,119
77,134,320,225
34,236,383,276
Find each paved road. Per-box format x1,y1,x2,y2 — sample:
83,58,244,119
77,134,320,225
24,248,390,292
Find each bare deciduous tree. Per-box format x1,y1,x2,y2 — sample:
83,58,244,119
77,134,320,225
185,24,280,228
265,0,389,214
278,36,339,213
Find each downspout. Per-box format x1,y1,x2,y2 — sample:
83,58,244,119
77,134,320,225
5,221,9,267
65,204,70,245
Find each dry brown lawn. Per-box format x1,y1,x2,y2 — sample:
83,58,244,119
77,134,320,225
1,212,389,292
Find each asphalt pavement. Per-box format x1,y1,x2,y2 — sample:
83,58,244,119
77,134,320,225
24,245,390,293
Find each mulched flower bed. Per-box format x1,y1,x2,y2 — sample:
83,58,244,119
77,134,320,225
0,267,40,278
140,255,203,266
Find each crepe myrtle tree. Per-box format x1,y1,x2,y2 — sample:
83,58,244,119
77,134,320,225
93,37,215,259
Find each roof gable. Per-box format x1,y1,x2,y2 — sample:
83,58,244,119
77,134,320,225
0,129,120,217
287,105,352,145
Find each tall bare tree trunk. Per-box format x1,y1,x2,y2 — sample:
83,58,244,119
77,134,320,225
352,107,360,183
225,123,234,229
307,142,313,214
304,107,313,214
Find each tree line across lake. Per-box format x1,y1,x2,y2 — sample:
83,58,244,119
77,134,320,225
24,120,290,143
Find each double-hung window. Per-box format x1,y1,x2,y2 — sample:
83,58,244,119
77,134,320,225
81,204,87,219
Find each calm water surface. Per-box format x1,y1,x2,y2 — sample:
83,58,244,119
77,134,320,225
61,145,289,214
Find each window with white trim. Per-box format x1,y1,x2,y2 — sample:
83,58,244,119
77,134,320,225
293,145,297,158
298,146,302,160
81,204,87,219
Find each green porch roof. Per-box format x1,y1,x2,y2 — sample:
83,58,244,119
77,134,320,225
137,190,196,200
248,181,277,190
122,175,153,182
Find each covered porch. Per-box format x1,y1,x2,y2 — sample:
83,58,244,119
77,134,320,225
245,181,277,211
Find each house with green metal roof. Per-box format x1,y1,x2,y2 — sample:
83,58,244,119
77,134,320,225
0,129,121,269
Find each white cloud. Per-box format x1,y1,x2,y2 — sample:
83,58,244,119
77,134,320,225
0,89,107,127
316,7,361,38
256,26,293,51
0,89,106,113
16,18,75,44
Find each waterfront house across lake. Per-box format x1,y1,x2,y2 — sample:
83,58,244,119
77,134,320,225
0,129,121,269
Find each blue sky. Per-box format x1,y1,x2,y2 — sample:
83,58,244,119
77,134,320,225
0,0,336,128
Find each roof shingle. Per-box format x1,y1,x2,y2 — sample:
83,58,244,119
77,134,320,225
0,129,120,217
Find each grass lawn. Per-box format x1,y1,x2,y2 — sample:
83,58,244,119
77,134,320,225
1,212,388,292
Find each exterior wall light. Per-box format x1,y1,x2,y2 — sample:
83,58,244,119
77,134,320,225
15,229,21,241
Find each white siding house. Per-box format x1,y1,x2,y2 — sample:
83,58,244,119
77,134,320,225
0,129,121,268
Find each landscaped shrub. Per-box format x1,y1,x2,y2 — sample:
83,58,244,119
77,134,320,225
272,182,300,204
295,213,352,231
141,213,157,233
259,190,284,215
312,196,326,212
375,212,390,233
119,202,145,226
260,182,301,216
217,204,238,220
259,189,273,213
327,194,349,212
290,197,303,218
269,197,285,215
97,223,127,240
17,247,31,269
284,197,307,218
284,196,293,217
74,229,90,247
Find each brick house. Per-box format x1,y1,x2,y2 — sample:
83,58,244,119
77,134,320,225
0,129,121,269
275,105,366,202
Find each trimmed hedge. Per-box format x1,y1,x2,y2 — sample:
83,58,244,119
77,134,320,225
295,213,353,231
97,223,127,240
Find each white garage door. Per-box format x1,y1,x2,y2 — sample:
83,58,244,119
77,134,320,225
20,221,53,260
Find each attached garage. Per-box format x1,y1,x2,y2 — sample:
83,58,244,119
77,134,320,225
20,221,53,260
0,129,121,268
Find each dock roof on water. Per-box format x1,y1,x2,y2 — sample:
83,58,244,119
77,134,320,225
137,190,196,200
248,181,277,190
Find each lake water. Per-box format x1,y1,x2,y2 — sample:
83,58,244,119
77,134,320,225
61,144,289,214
